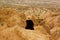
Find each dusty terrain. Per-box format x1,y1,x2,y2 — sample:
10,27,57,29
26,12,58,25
0,6,60,40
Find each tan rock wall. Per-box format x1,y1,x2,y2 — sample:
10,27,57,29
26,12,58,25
0,7,60,40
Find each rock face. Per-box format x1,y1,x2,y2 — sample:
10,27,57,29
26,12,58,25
0,6,60,40
0,25,53,40
0,7,26,30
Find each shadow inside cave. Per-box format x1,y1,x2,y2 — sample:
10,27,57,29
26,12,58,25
25,20,34,30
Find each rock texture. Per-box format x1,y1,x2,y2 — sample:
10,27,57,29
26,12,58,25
0,6,60,40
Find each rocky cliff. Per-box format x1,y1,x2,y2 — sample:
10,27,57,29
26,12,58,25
0,6,60,40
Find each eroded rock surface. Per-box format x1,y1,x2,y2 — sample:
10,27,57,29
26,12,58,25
0,7,60,40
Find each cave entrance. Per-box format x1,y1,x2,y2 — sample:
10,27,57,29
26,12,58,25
25,20,34,30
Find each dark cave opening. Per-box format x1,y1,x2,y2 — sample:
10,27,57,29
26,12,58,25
25,20,34,30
